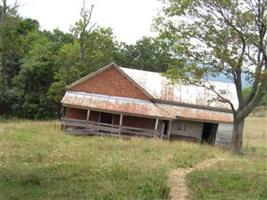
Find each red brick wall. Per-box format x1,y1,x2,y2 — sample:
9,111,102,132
65,107,87,120
122,115,155,129
70,66,149,100
64,108,155,130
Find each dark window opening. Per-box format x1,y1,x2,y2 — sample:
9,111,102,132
89,111,100,122
100,112,113,124
202,123,218,144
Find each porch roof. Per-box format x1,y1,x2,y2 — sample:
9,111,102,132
61,91,174,119
61,91,233,123
156,104,233,123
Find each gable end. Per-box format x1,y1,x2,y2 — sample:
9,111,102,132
67,63,152,100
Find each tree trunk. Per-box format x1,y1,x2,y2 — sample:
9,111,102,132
79,38,84,63
231,118,245,152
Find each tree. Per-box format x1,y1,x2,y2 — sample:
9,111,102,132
115,36,176,72
0,0,118,119
0,1,39,114
43,29,74,45
71,0,95,63
0,0,20,86
243,87,267,106
156,0,267,151
11,32,60,119
49,27,116,103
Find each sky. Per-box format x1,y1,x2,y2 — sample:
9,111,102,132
13,0,162,44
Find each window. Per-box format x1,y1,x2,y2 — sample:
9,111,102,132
177,120,186,131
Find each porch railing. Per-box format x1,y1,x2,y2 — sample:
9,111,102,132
60,118,160,138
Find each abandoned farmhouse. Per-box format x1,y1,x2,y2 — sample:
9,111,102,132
60,63,238,145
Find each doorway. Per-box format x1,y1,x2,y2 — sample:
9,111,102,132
202,123,218,144
161,120,169,137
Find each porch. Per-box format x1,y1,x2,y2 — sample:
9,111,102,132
61,107,172,139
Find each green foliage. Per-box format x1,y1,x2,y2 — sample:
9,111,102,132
243,87,267,106
49,28,116,103
10,33,60,118
0,1,177,119
43,29,74,45
0,7,40,115
156,0,267,113
156,0,267,150
115,36,176,72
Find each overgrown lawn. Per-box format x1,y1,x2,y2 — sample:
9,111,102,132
0,120,225,199
0,119,266,199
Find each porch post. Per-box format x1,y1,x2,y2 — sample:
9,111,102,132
112,114,115,128
119,114,123,136
97,112,101,134
167,120,172,140
154,118,159,137
86,110,90,121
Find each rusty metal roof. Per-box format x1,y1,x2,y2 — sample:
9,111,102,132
61,91,174,119
62,64,237,123
61,91,233,123
65,63,238,111
156,103,233,123
120,67,238,110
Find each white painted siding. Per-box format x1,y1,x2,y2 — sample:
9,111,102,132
170,120,203,139
215,123,233,146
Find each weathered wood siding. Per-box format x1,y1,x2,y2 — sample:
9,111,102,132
215,123,233,145
170,120,203,139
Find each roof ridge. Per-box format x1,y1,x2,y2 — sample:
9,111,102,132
119,66,162,75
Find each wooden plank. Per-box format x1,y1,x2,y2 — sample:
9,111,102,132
121,128,154,137
86,110,90,121
112,114,114,128
62,118,155,132
98,126,120,133
61,120,87,128
168,120,172,140
61,118,158,138
119,114,123,135
120,125,153,132
154,118,159,136
97,113,101,133
61,117,87,123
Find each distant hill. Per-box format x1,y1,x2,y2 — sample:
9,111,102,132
208,74,250,88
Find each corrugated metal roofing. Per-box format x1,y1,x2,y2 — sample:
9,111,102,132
156,103,233,123
61,91,174,119
120,67,238,110
61,91,234,122
62,64,237,123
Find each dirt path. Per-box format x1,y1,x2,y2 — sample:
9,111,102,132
168,158,221,200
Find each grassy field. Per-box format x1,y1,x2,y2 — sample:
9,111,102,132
188,117,267,200
0,118,266,199
243,116,267,153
